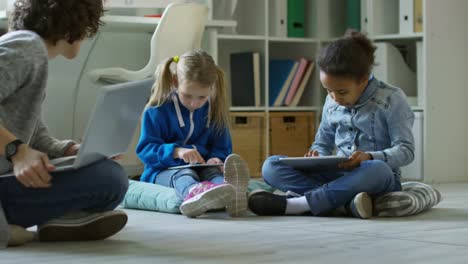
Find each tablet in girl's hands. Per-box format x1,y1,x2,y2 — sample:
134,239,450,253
278,156,348,172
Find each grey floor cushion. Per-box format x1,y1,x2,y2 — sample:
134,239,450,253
374,181,442,217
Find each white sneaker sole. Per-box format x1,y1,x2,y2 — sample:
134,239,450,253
180,184,235,218
8,225,35,247
354,192,373,219
38,210,128,242
224,154,250,217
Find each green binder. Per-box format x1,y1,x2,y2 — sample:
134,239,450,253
346,0,361,31
287,0,305,38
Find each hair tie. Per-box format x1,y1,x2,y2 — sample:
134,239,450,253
173,56,179,63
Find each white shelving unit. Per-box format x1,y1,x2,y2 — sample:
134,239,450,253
211,0,468,183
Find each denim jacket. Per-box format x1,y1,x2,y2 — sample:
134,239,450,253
311,77,415,174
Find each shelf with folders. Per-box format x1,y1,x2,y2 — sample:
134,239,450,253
315,0,424,41
316,0,425,109
362,0,424,108
268,0,354,40
361,0,424,37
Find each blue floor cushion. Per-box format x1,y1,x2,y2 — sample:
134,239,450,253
121,179,275,214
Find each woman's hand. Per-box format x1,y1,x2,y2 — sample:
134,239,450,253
12,145,55,188
174,148,205,164
64,143,80,156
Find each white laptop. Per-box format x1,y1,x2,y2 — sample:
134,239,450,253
278,156,349,172
1,79,153,177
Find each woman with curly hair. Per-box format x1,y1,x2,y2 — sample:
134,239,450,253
0,0,128,247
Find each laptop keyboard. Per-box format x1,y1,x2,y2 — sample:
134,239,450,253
52,159,75,167
50,156,76,167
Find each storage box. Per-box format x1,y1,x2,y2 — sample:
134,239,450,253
230,112,266,177
269,111,316,157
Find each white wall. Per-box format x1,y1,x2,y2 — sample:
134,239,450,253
0,0,15,11
424,0,468,183
44,31,151,140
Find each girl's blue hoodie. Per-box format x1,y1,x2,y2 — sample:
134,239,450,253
136,93,232,183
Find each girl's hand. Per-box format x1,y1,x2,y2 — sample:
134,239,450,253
12,145,55,188
338,150,372,170
207,157,222,165
64,143,80,156
304,150,319,157
174,148,205,164
207,157,224,172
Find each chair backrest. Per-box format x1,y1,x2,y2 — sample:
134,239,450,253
137,3,209,78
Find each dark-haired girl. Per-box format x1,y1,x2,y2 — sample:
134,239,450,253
249,30,415,219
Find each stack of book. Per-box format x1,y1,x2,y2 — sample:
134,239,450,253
269,58,314,107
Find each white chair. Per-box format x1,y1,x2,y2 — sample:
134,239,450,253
88,3,208,83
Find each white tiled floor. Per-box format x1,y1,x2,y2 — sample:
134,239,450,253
2,183,468,264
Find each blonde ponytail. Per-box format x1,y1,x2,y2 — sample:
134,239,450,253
146,57,174,108
210,66,230,133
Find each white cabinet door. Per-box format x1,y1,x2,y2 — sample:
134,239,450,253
401,111,423,180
